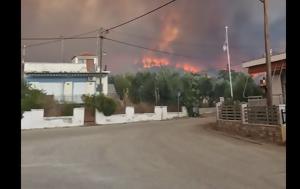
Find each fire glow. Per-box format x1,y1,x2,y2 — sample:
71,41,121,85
158,13,180,51
176,63,201,73
142,57,170,68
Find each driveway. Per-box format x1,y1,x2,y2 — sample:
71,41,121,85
22,117,286,189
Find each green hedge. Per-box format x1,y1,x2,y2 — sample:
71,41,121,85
82,94,117,116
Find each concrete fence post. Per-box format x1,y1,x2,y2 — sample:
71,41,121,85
125,106,134,117
216,102,221,120
278,104,286,126
278,104,286,143
161,106,168,120
241,103,248,124
181,106,188,117
73,107,85,126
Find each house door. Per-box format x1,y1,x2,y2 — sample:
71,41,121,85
64,82,73,101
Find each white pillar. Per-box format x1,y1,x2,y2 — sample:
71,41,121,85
278,104,286,126
216,102,221,120
181,106,188,117
241,103,248,124
126,106,135,119
73,107,85,126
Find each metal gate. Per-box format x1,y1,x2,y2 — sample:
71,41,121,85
84,108,95,126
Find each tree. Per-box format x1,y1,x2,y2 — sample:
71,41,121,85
21,80,50,118
112,75,131,100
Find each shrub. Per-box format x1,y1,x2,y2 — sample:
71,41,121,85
21,81,50,118
81,95,95,108
61,103,80,116
82,94,117,116
101,97,117,116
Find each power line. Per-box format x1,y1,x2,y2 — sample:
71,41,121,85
25,31,99,47
103,36,206,60
21,35,244,68
103,0,176,33
104,37,244,68
23,0,176,48
109,30,267,49
22,36,97,40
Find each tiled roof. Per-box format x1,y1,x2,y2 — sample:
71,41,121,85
79,52,96,56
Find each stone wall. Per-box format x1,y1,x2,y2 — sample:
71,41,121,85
216,120,283,144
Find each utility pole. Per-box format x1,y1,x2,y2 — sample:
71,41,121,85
22,45,26,80
224,26,233,98
22,45,26,64
97,28,104,94
177,91,181,118
60,35,64,62
262,0,273,106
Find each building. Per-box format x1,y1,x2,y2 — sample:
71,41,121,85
24,52,110,103
242,53,286,105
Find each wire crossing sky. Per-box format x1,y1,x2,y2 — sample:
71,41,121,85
21,0,286,74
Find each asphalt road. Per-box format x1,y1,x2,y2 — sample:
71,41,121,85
22,117,286,189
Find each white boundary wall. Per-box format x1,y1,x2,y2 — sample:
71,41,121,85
21,108,84,130
96,106,188,125
22,106,188,130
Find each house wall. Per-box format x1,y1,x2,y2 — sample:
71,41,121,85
272,74,283,105
21,108,85,130
26,77,91,103
95,75,108,95
25,62,87,73
27,75,108,101
102,75,108,95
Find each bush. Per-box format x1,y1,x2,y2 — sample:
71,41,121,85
21,81,50,118
101,97,117,116
61,103,80,116
82,94,117,116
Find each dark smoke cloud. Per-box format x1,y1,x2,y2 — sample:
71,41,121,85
22,0,286,74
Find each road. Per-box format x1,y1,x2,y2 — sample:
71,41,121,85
22,117,286,189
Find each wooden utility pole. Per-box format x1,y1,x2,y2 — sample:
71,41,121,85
60,35,64,62
97,28,104,94
22,45,26,80
262,0,273,106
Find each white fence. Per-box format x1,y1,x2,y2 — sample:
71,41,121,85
96,106,188,125
22,106,188,130
21,108,84,130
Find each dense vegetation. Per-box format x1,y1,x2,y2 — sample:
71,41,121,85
21,69,263,118
110,68,263,116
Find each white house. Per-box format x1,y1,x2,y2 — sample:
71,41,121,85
23,52,110,103
242,53,286,105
